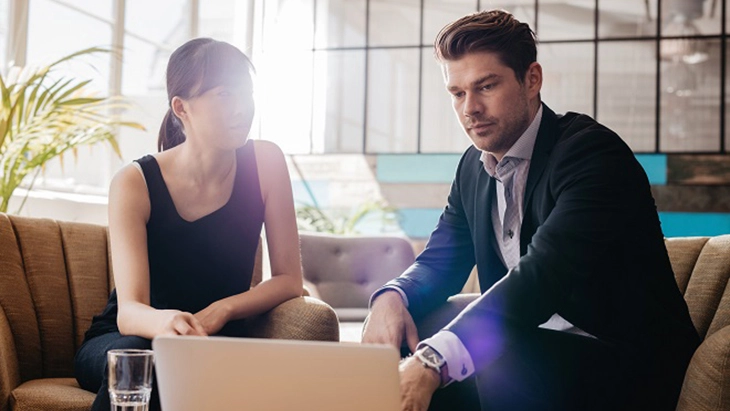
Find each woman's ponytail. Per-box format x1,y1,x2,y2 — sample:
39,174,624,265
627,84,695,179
157,108,186,152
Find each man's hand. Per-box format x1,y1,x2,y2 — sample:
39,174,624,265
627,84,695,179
362,290,419,352
399,352,441,411
194,300,232,336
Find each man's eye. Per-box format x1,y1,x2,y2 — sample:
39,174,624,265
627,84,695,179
452,92,465,98
482,84,494,91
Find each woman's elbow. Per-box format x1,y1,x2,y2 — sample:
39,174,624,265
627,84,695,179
116,303,145,336
285,274,304,299
116,309,133,336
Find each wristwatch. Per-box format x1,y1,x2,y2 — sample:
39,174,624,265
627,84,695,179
415,346,452,387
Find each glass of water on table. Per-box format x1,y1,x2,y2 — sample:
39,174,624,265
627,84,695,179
108,349,155,411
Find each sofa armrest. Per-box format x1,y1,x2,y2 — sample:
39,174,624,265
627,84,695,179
415,294,480,341
676,325,730,411
244,297,339,342
0,304,20,411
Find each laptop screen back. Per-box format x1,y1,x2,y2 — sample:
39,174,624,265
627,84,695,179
152,336,401,411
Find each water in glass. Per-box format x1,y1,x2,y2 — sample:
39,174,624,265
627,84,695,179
110,388,151,411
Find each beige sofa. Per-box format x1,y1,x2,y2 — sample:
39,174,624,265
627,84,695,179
0,214,339,411
417,235,730,411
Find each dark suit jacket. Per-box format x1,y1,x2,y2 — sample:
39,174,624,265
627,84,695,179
386,104,699,387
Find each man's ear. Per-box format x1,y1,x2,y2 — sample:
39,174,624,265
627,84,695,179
525,62,543,98
171,96,188,122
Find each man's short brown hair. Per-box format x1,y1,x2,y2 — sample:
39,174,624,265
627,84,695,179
434,10,537,83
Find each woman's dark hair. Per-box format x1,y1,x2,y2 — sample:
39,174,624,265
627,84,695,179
158,38,255,151
434,10,537,83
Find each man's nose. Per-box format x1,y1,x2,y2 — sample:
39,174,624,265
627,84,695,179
463,93,483,117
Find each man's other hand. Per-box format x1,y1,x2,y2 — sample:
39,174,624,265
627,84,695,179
399,353,440,411
361,290,419,352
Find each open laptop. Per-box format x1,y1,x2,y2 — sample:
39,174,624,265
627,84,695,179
152,336,401,411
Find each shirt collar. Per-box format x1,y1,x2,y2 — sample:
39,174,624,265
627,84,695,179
480,105,543,178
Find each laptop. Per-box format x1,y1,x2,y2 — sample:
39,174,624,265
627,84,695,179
152,336,401,411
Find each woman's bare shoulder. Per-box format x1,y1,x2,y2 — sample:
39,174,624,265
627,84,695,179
252,139,285,159
109,161,151,219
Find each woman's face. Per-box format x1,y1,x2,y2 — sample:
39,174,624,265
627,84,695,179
181,77,255,150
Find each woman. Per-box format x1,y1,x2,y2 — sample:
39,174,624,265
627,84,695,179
74,38,303,411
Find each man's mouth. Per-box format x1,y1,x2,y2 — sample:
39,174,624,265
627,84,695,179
470,122,495,131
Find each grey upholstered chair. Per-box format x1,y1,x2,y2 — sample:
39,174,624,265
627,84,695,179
300,232,416,322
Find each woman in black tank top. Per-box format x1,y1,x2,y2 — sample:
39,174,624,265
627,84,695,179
74,38,304,411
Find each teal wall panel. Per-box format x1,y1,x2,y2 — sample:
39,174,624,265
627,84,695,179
659,212,730,237
377,154,666,185
377,154,461,183
397,210,730,239
635,154,667,185
397,208,442,238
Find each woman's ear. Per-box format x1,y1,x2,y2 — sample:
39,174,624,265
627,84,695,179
171,96,188,122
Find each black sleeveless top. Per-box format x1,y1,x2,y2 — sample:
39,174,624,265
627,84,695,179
83,141,265,341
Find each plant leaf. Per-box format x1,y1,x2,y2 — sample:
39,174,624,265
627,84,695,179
0,47,144,214
58,97,105,106
54,79,93,103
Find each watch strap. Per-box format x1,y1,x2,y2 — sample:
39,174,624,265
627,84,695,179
415,348,452,387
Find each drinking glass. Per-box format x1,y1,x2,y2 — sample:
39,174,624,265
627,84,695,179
107,349,154,411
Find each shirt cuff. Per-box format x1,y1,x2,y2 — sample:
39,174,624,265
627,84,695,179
369,286,409,309
418,331,475,383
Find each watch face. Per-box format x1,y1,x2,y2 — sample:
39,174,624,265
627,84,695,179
422,347,444,367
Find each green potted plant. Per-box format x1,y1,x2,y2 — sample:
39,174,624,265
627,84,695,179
296,199,399,235
0,47,144,213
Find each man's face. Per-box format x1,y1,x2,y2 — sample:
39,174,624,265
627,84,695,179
443,51,541,159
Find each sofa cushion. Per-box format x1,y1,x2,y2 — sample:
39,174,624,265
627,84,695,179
666,235,730,339
677,325,730,411
10,378,93,411
300,233,415,309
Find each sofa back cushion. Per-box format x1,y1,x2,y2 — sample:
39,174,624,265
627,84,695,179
300,233,415,308
0,214,110,383
666,235,730,340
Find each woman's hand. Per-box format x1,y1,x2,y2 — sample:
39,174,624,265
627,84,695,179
159,309,208,337
194,300,232,335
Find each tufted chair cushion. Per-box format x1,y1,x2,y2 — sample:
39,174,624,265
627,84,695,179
666,235,730,411
300,233,415,321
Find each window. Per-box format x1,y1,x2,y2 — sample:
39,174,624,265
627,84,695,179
25,0,113,193
6,0,256,194
272,0,729,154
117,0,192,165
4,0,729,198
597,41,656,152
0,0,8,72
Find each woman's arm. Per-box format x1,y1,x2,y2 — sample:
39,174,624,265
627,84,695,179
110,164,206,339
195,140,303,334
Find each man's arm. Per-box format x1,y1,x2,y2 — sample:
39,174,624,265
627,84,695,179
383,149,479,319
445,126,650,367
363,149,479,350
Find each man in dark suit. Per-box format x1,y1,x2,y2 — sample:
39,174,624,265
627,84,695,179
362,9,700,411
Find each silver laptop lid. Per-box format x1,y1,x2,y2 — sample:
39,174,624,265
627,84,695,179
153,336,401,411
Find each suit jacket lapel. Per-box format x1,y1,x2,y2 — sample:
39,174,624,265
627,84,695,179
520,105,559,256
475,159,495,248
523,104,559,217
475,158,507,288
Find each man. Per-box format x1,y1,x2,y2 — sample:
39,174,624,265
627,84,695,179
362,10,700,411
